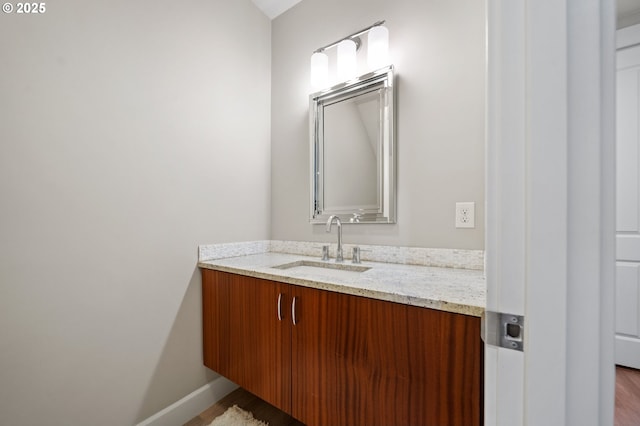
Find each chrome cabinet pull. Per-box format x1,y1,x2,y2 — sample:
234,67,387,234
277,293,282,321
292,296,297,325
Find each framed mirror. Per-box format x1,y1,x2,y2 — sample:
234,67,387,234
309,65,396,224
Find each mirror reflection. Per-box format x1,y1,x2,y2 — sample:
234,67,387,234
324,90,380,211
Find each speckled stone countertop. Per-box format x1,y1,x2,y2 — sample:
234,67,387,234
198,244,485,317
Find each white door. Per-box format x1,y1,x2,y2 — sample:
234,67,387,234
485,1,616,425
616,25,640,369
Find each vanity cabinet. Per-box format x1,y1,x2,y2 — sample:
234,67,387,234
202,269,483,426
202,270,292,412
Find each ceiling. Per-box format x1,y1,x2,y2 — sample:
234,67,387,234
251,0,302,19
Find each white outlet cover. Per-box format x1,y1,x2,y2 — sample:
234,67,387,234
455,202,475,228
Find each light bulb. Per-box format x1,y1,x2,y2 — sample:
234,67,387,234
337,39,357,82
310,52,329,90
368,25,389,70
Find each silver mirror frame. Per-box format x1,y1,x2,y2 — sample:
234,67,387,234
309,65,396,224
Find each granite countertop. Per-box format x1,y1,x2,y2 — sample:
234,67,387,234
198,246,485,317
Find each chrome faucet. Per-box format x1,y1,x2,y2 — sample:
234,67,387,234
326,215,344,262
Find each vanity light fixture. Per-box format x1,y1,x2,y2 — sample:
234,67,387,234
309,20,389,91
336,39,357,82
367,25,389,70
310,52,329,89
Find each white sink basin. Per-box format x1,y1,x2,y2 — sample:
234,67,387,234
272,260,370,278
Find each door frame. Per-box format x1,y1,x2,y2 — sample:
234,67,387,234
485,0,616,424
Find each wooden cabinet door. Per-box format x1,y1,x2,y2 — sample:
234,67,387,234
406,303,483,426
202,270,292,413
291,285,482,426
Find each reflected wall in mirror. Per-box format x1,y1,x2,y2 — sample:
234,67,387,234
309,65,395,224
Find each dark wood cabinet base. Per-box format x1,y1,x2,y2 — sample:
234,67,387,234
202,269,483,426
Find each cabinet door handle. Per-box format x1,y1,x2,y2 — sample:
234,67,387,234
277,293,283,321
292,296,297,326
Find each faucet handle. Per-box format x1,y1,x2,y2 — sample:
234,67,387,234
352,247,361,264
321,245,330,261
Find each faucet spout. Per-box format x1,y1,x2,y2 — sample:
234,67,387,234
326,215,344,262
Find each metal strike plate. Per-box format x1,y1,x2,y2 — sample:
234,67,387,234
481,310,524,351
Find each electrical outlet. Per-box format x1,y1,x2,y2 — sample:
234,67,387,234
455,202,475,228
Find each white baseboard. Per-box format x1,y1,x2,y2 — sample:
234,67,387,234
136,376,238,426
616,335,640,369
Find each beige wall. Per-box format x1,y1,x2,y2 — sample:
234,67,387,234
618,13,640,28
271,0,485,249
0,0,271,424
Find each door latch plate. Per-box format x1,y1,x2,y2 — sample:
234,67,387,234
481,311,524,351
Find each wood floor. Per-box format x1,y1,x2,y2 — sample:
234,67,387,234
186,366,640,426
616,366,640,426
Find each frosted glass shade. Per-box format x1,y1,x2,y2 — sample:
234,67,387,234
368,25,389,70
310,52,329,90
337,39,357,82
